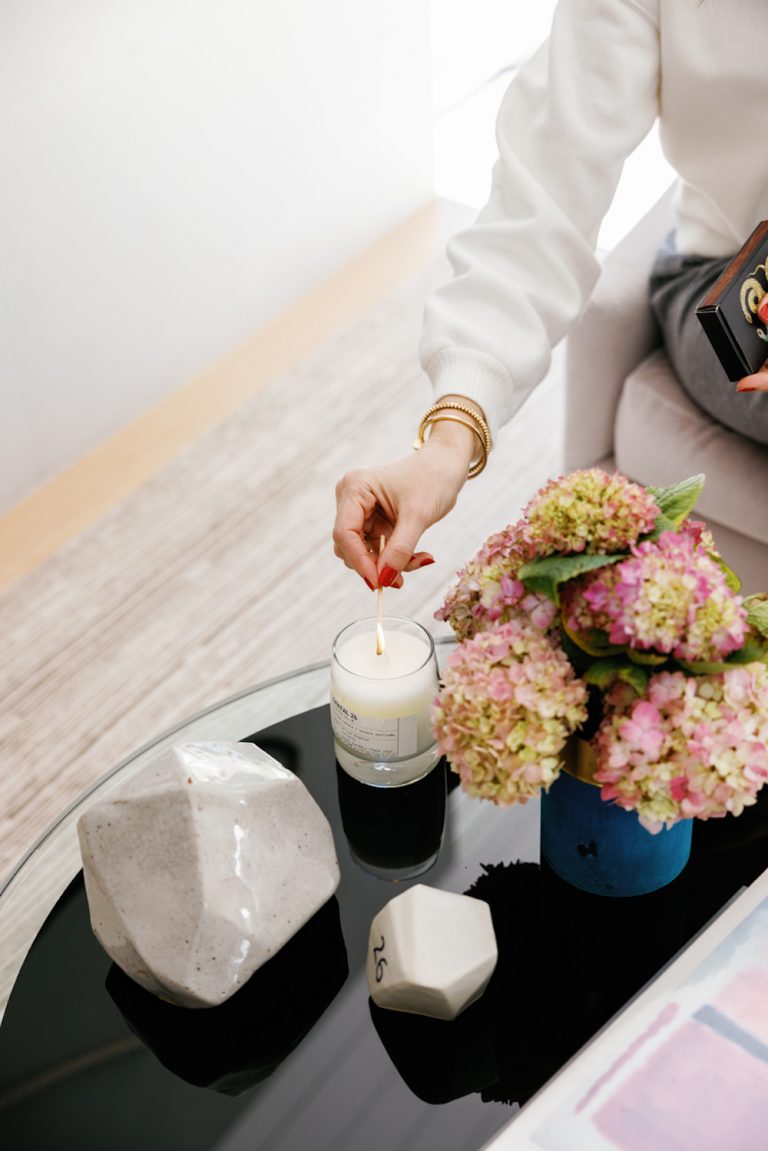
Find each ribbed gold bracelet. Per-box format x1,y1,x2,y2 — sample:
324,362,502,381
413,401,492,479
418,401,492,454
415,413,489,477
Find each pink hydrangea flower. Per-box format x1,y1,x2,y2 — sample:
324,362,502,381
679,517,719,555
431,467,766,837
435,521,557,641
619,701,665,758
592,666,768,831
522,468,659,556
432,618,588,805
566,530,747,662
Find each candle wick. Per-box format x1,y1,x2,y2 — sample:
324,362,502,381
376,534,385,655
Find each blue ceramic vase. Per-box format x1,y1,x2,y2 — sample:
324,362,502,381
540,740,693,898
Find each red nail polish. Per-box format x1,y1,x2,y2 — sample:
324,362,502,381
758,296,768,324
738,385,756,392
364,578,375,590
379,565,399,587
419,557,436,568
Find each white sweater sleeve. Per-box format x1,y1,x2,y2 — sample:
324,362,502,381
419,0,661,440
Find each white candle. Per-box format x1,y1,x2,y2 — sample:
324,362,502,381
331,617,440,786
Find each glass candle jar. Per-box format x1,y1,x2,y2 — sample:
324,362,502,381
330,617,440,786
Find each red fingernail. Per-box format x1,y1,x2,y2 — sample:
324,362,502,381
364,577,375,590
419,557,436,568
379,565,399,587
737,385,756,392
758,297,768,323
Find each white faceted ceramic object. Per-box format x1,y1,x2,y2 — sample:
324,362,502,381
366,883,498,1021
77,741,340,1008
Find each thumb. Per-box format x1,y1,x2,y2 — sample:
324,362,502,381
378,514,427,583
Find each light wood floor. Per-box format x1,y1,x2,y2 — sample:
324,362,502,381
0,198,460,589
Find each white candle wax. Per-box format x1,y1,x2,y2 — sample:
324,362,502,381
331,620,438,781
337,629,429,677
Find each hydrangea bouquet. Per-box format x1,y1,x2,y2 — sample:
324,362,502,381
432,470,768,833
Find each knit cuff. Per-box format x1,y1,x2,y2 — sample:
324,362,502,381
424,348,512,444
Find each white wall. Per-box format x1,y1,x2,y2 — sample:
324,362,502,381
430,0,557,113
0,0,433,512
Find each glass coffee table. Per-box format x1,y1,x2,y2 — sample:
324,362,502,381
1,641,766,1151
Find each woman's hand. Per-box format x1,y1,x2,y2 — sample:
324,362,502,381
738,300,768,391
333,418,477,588
736,357,768,392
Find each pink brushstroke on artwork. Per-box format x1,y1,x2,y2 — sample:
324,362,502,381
593,1019,768,1150
715,967,768,1044
575,1001,679,1114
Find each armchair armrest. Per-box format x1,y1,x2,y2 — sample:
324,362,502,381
563,183,677,470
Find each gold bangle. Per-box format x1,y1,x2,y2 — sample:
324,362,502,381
418,401,492,454
414,415,488,478
414,414,488,478
414,414,485,476
413,401,492,479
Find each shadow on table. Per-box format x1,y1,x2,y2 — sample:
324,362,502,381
370,855,692,1107
370,784,768,1109
106,894,348,1096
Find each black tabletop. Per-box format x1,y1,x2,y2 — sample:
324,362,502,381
1,702,766,1151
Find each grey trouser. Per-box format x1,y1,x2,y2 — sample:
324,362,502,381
649,234,768,446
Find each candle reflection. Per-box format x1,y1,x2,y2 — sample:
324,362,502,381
335,759,448,880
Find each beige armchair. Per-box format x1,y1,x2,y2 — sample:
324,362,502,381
563,184,768,594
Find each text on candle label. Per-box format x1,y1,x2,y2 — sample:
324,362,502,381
331,696,418,759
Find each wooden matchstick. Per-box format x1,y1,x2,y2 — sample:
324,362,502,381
376,535,385,655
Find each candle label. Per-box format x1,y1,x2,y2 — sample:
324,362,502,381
331,697,418,760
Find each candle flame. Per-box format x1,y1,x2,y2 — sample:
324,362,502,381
376,621,386,656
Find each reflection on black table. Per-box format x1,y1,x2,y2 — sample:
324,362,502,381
106,896,349,1095
335,758,448,880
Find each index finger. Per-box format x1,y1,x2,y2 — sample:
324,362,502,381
333,486,381,586
736,360,768,392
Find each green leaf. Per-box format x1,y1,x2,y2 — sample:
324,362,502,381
626,649,669,667
714,554,742,593
618,664,651,695
583,658,625,689
676,658,731,674
583,658,649,696
557,625,597,676
518,552,624,605
744,594,768,638
646,474,705,527
562,618,626,658
676,635,768,674
645,514,678,541
727,634,768,664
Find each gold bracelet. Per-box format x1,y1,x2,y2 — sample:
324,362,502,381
413,401,492,479
418,401,492,455
414,414,488,478
414,415,488,477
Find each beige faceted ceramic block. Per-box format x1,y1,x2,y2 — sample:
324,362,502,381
366,883,497,1021
77,741,340,1009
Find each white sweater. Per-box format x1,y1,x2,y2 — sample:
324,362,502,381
420,0,768,440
